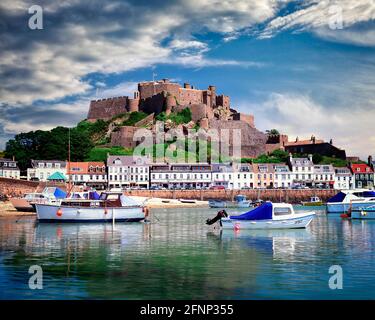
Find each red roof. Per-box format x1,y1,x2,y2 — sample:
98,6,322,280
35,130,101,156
350,164,373,174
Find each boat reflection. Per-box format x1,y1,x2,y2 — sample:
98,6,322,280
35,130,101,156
210,229,312,260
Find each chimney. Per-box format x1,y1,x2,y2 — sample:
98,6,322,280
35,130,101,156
308,154,313,162
184,83,191,89
289,152,293,162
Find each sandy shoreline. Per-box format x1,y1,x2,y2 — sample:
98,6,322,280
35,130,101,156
0,197,208,217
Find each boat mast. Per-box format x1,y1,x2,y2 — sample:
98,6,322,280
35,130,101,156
68,127,72,194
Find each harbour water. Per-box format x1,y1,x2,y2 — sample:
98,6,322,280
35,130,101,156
0,206,374,299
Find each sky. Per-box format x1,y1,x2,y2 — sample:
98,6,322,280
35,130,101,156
0,0,374,159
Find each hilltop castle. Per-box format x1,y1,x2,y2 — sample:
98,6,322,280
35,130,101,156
87,79,266,158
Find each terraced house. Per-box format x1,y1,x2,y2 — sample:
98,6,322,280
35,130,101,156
350,163,374,189
0,158,20,179
27,160,66,182
107,156,149,189
67,162,107,190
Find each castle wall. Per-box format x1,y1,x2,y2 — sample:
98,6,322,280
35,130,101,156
138,81,180,101
87,97,128,121
110,126,139,149
232,113,254,128
178,88,203,106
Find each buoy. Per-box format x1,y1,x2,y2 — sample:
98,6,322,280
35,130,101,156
234,224,240,231
104,208,108,215
56,208,63,217
340,214,348,219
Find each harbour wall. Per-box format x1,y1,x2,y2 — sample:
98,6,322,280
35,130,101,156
0,178,66,197
124,189,336,203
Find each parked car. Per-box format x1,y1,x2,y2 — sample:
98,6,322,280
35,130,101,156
210,186,225,190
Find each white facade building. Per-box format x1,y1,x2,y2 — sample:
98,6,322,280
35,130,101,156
27,160,66,181
233,163,255,189
211,164,234,189
150,163,212,189
107,156,149,189
334,167,354,190
273,164,293,189
0,158,20,179
313,164,335,188
67,162,107,189
288,155,314,187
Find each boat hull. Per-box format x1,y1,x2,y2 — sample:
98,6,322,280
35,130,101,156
351,209,375,219
236,201,252,208
35,203,145,222
302,202,323,206
327,202,375,213
221,213,315,230
10,198,35,212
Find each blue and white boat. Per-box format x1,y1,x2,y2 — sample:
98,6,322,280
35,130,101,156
208,199,227,208
206,202,315,230
326,189,375,214
351,205,375,219
234,194,252,208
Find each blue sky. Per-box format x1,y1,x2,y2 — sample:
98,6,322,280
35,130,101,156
0,0,374,158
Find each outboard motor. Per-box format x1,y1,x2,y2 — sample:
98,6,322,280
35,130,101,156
206,210,228,225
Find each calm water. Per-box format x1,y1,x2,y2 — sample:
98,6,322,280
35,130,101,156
0,206,374,300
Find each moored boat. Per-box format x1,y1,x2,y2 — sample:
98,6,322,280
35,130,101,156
206,202,315,230
301,196,323,206
351,205,375,219
35,192,146,223
10,187,67,212
326,189,375,213
208,199,227,208
234,194,252,208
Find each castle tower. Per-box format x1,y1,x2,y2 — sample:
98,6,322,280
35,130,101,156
128,91,140,112
165,94,176,116
208,85,216,108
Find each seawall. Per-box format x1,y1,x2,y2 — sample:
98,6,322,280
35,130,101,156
124,189,336,203
0,178,66,197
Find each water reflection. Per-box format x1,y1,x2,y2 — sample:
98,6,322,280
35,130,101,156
0,207,375,299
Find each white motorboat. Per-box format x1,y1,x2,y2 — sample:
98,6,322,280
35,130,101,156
326,189,375,213
234,194,252,208
206,202,315,230
35,192,146,223
10,187,66,212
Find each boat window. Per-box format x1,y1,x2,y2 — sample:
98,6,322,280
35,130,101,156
273,207,292,216
106,194,120,200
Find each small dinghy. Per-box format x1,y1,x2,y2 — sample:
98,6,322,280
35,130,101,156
206,202,315,230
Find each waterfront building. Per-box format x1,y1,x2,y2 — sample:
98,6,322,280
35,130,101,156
150,163,211,189
67,162,107,190
273,164,293,189
288,154,314,187
107,156,149,189
350,163,374,189
211,163,234,189
253,163,275,188
334,167,354,190
27,160,67,181
0,158,20,179
313,164,335,188
232,163,255,189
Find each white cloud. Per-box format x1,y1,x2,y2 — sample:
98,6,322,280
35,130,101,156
0,0,275,106
260,0,375,45
241,93,375,159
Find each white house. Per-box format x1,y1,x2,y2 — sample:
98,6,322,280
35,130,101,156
67,162,107,189
288,154,314,187
313,164,335,189
150,163,212,189
27,160,66,181
107,156,149,189
273,164,293,189
334,167,354,190
0,158,20,179
211,163,234,189
232,163,255,189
